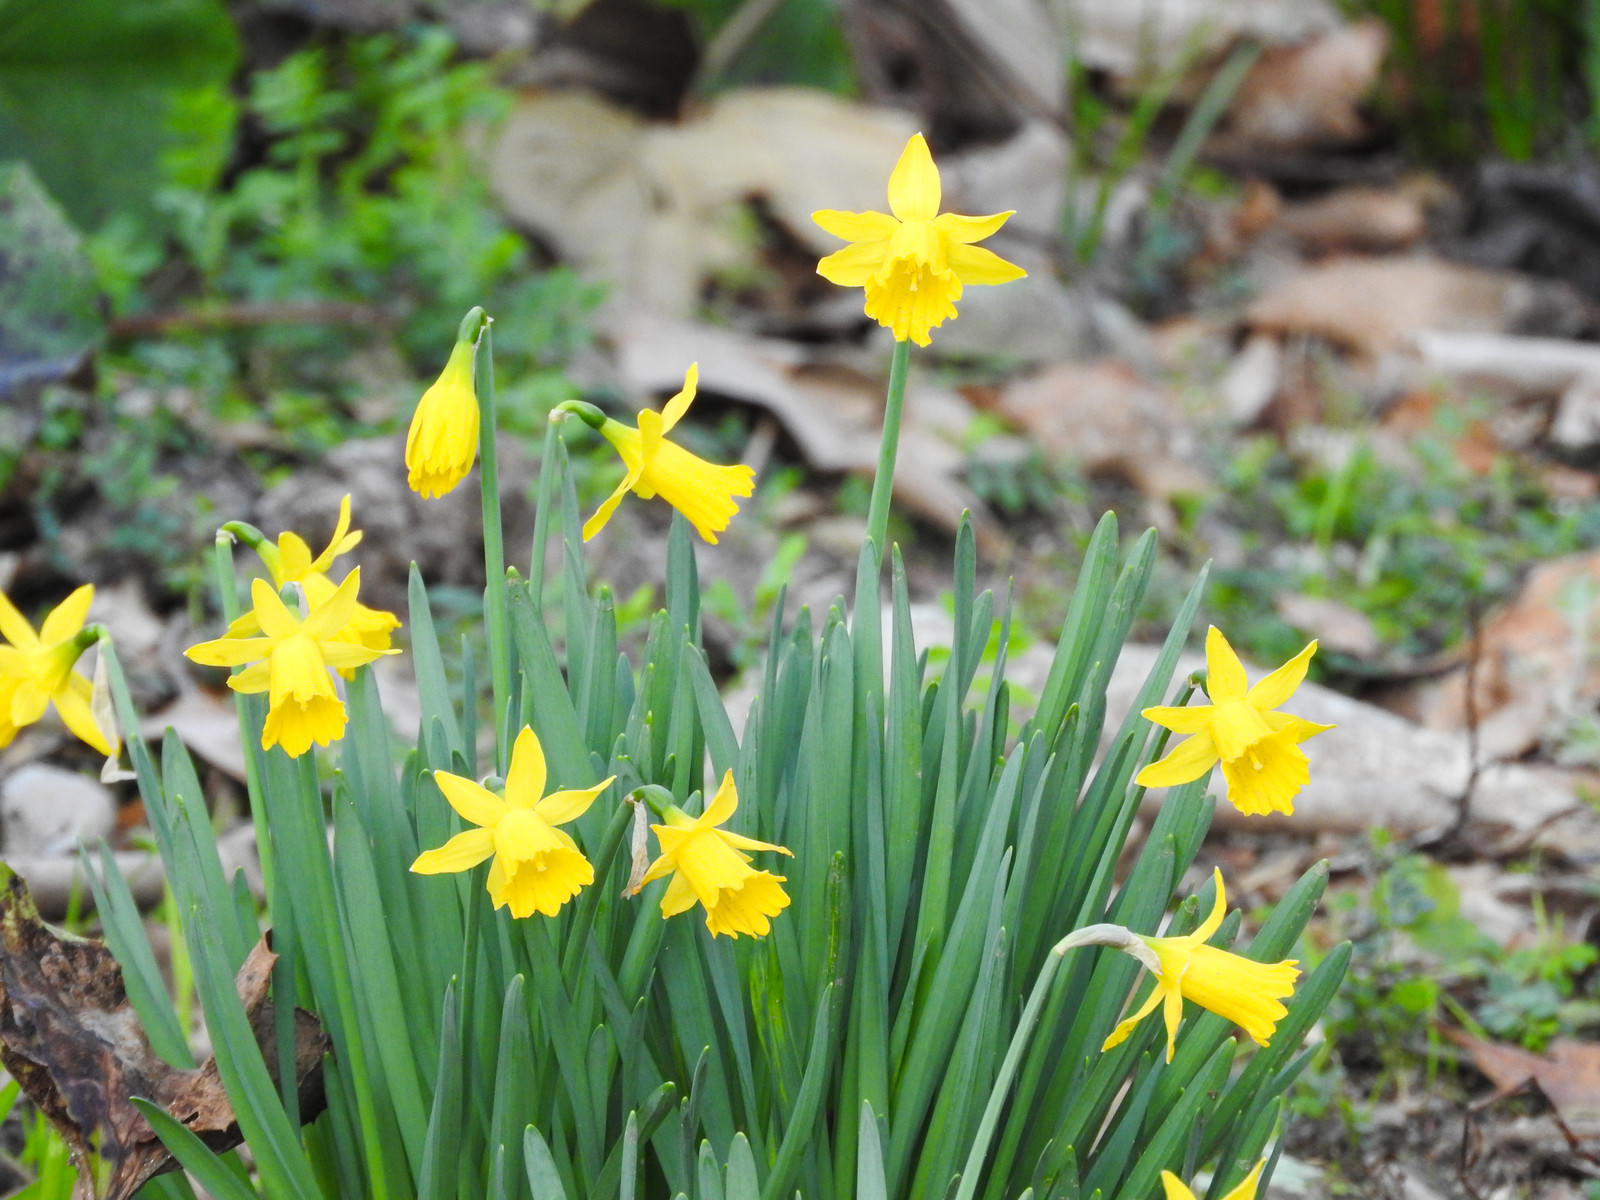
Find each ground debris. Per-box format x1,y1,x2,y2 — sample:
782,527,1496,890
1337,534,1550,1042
0,867,325,1199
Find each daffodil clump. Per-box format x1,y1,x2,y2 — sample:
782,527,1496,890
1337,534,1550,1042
25,129,1351,1200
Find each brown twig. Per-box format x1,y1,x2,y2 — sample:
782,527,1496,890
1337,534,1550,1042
108,301,395,338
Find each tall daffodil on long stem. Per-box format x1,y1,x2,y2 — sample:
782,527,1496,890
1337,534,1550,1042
1101,868,1300,1063
811,132,1025,563
1137,626,1333,815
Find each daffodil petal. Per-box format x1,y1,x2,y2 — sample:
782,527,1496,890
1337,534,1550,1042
658,868,698,918
1204,626,1250,702
886,133,940,223
1161,1172,1199,1200
1222,1160,1267,1200
506,726,548,808
1247,639,1318,710
719,830,793,856
1193,868,1227,942
817,240,892,287
186,636,274,668
0,590,38,648
434,771,507,829
700,770,739,827
1134,732,1219,788
229,662,271,693
935,210,1015,244
1161,972,1185,1061
945,241,1027,286
1141,703,1215,735
39,585,93,644
537,777,613,825
811,208,898,242
582,472,637,542
1101,982,1163,1051
411,827,495,874
659,363,698,435
55,678,112,755
1265,712,1336,743
301,569,361,642
250,578,299,640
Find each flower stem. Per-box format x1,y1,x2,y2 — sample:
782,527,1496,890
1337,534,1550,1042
863,338,911,567
470,310,512,771
528,412,566,611
211,530,274,896
951,924,1156,1200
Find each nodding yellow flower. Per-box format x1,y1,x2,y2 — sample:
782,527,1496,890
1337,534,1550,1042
411,726,614,919
239,495,401,672
406,340,479,498
811,132,1026,348
638,770,792,938
185,572,395,757
1162,1159,1266,1200
1136,626,1334,816
567,365,756,544
1102,869,1300,1063
0,585,114,755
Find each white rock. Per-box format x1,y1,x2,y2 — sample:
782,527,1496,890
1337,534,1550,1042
0,763,116,855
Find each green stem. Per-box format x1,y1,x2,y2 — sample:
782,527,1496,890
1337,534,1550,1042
863,339,911,568
471,311,512,772
528,413,566,611
952,926,1156,1200
95,634,161,811
211,532,274,897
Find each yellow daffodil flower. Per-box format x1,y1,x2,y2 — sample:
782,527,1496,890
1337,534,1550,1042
406,340,480,498
1162,1159,1266,1200
1102,869,1299,1063
411,726,614,918
236,495,401,671
564,365,756,544
1136,626,1334,816
638,770,792,938
811,132,1026,347
185,572,394,756
0,585,114,755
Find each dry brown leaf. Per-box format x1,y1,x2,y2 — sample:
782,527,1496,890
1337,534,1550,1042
1273,593,1381,660
1376,552,1600,760
0,868,326,1199
490,88,915,318
1276,185,1427,252
1221,19,1388,152
988,359,1211,500
1446,1031,1600,1132
1247,256,1541,357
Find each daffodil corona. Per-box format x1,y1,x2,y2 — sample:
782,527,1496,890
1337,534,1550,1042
1102,868,1300,1063
1137,626,1333,815
638,770,792,938
0,585,114,755
185,572,395,756
812,133,1026,347
406,339,480,498
411,726,614,918
559,365,756,544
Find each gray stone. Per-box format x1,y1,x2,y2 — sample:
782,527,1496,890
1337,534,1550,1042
0,762,116,856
